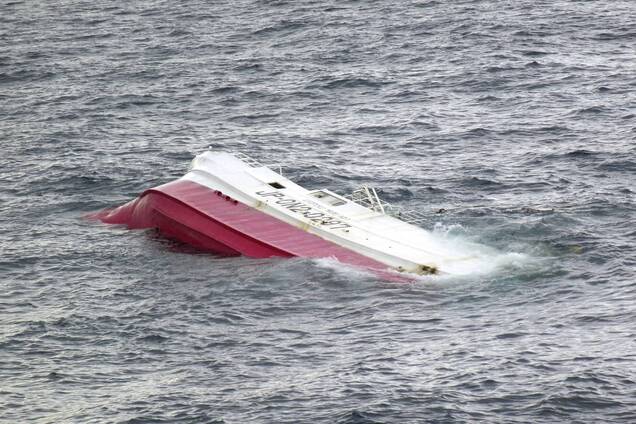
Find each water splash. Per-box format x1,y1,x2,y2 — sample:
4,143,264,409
424,222,537,280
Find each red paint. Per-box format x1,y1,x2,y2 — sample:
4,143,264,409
94,180,399,280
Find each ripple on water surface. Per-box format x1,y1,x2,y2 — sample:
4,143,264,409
1,0,636,422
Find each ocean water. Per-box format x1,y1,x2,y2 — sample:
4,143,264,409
2,0,635,422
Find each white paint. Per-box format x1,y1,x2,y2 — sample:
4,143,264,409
181,151,479,275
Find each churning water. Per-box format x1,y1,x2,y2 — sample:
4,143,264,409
2,0,635,422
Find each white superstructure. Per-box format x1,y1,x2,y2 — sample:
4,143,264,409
183,151,467,275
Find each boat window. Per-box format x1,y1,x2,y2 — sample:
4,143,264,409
310,190,346,207
269,182,285,189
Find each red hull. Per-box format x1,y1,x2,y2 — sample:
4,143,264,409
94,180,396,279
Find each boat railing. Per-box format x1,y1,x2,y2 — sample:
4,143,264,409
232,151,283,175
231,151,427,225
345,185,428,225
232,151,263,167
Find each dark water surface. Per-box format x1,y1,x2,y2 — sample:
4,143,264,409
2,0,636,422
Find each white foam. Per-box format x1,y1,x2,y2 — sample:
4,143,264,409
305,223,540,283
312,256,377,280
425,222,536,281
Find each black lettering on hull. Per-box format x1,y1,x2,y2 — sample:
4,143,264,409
255,190,351,230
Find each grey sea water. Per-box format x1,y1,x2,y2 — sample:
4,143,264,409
2,0,636,422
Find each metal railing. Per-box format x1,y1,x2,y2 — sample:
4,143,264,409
232,151,283,175
345,185,428,225
232,151,263,168
230,151,427,226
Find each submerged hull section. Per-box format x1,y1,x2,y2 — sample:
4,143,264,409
96,179,395,278
94,150,478,279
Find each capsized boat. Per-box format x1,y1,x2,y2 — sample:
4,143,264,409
95,151,466,279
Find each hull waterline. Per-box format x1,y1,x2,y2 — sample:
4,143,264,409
94,179,399,280
93,151,473,280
